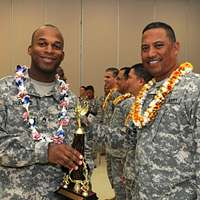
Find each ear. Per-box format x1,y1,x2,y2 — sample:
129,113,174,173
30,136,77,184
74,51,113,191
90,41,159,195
28,45,32,55
174,41,180,56
61,51,65,61
139,78,145,86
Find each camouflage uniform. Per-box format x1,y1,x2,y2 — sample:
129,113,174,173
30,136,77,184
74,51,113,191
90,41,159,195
94,89,120,190
86,97,99,161
87,97,99,117
91,95,106,160
102,90,121,125
103,90,121,191
89,95,136,199
114,96,137,200
79,96,87,106
0,70,93,200
124,147,136,200
109,96,134,200
134,71,200,199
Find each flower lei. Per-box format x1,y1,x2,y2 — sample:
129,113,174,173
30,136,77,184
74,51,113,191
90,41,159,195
113,93,132,106
15,65,70,144
102,88,117,110
129,62,193,128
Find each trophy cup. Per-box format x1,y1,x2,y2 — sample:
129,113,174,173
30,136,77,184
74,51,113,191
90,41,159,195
56,101,98,200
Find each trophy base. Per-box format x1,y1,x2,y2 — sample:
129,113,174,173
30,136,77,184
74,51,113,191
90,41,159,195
56,186,98,200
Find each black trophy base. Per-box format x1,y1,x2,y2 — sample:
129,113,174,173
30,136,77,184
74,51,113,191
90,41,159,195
56,186,98,200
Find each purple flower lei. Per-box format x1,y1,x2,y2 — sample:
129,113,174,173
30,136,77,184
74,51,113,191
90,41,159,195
15,65,70,144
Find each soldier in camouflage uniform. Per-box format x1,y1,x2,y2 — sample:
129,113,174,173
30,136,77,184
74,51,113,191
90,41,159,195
131,21,200,199
97,67,120,200
95,94,105,124
93,85,109,158
108,66,131,200
124,64,152,200
85,85,99,118
79,85,87,104
84,85,99,162
0,24,93,200
87,64,151,200
95,82,116,125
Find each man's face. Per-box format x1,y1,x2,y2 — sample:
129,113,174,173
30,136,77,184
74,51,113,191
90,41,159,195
86,90,94,100
104,71,116,90
104,84,110,96
141,28,179,81
128,68,144,97
28,26,64,74
116,69,129,94
80,87,86,97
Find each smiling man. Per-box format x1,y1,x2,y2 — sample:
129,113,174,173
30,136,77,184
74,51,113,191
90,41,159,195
131,22,200,199
0,24,93,200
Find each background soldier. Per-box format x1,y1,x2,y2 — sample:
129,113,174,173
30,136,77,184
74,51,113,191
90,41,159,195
124,63,152,199
97,67,120,200
87,64,151,199
108,67,131,200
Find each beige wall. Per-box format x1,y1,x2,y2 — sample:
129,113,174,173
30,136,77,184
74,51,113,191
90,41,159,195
0,0,199,96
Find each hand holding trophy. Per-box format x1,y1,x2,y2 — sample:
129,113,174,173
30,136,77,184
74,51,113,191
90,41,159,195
56,101,98,200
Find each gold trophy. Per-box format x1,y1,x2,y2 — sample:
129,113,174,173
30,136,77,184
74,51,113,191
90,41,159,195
56,101,98,200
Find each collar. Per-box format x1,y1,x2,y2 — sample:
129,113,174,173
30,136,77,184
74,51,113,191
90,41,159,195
13,68,63,102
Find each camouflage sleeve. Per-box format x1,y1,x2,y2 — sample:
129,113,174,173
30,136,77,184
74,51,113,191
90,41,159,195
91,98,99,116
94,100,104,124
88,123,136,150
84,133,95,172
110,104,124,128
109,98,136,148
0,99,49,167
193,93,200,197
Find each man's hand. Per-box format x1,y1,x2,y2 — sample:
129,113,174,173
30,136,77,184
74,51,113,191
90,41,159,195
48,143,83,170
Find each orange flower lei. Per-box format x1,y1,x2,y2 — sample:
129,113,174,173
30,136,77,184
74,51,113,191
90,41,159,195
113,93,132,106
129,62,193,128
102,88,117,110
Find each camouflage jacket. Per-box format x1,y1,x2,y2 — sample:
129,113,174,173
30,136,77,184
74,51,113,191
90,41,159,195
107,96,135,157
134,71,200,199
95,90,121,125
86,97,99,116
94,95,105,124
104,90,121,125
0,71,93,200
89,97,136,155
